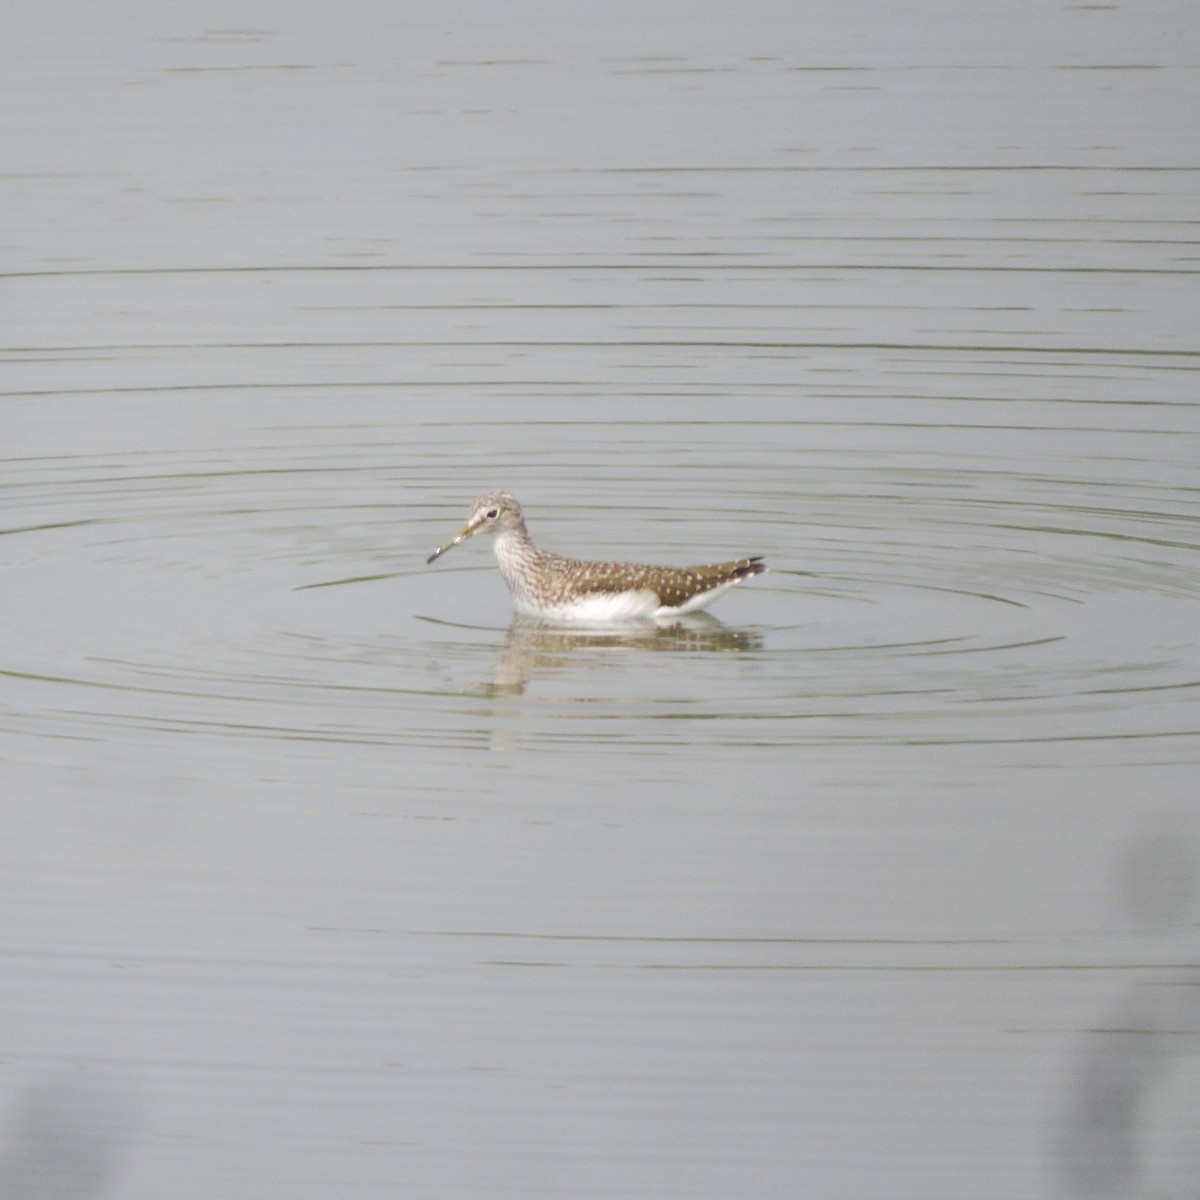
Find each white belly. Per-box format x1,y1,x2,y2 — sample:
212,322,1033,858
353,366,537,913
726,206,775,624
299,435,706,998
516,579,739,624
517,587,662,623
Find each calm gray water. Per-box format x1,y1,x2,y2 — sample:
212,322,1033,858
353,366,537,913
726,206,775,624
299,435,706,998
3,3,1199,1197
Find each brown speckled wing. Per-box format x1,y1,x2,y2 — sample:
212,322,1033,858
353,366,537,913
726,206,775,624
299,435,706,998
549,556,766,608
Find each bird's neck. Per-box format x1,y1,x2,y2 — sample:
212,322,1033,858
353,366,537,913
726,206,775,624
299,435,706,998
492,521,543,600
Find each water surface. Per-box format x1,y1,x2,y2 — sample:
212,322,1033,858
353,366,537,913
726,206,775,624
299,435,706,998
3,3,1199,1197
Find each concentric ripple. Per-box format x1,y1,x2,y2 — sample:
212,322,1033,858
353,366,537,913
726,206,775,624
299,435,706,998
4,407,1198,777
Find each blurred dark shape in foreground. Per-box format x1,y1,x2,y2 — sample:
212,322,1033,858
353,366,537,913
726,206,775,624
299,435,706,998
1055,810,1200,1198
0,1069,146,1199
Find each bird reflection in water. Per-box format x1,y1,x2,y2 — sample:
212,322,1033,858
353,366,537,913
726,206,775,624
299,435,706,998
486,612,764,698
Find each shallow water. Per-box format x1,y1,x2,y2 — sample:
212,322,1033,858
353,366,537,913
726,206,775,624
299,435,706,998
3,3,1199,1197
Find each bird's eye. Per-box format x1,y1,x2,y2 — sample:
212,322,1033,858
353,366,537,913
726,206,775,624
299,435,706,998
486,508,499,519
